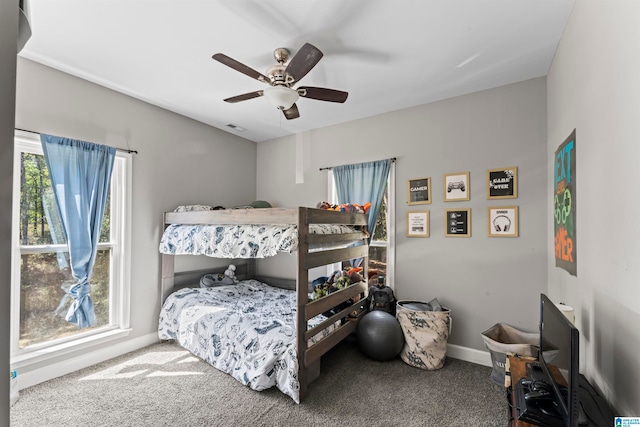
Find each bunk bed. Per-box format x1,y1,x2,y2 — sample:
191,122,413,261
158,206,369,403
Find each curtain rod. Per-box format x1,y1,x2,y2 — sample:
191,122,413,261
15,128,138,154
319,157,396,171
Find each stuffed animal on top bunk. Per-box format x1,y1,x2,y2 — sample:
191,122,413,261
310,267,364,317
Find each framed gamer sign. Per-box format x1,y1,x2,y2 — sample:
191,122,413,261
488,206,518,237
407,177,431,205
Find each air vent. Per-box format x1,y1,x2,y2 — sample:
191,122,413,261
226,124,246,132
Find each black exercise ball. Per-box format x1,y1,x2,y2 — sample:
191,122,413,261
357,310,405,361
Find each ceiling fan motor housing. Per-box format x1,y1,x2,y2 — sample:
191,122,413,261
265,64,293,86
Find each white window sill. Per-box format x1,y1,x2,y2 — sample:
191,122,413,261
10,327,132,370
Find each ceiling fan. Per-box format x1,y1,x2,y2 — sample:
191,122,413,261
212,43,348,120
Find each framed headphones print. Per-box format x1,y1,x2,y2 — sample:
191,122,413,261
488,206,518,237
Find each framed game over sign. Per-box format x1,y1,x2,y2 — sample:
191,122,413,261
486,167,518,199
407,177,431,205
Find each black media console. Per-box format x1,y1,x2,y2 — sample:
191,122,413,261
507,355,614,427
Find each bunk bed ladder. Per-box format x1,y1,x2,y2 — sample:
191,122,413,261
297,207,370,401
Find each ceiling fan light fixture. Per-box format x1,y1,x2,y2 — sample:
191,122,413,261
263,86,299,110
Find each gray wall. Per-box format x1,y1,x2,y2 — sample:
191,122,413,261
1,1,18,425
9,1,638,417
256,77,548,351
547,1,640,415
14,57,257,376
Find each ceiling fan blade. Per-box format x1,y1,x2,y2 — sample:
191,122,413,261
223,90,264,103
282,104,300,120
212,53,270,84
297,86,348,103
285,43,323,83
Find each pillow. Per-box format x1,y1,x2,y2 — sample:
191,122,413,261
174,205,214,212
200,273,235,288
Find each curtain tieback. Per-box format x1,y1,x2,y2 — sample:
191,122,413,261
55,281,95,328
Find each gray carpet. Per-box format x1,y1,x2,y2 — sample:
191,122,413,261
10,337,507,426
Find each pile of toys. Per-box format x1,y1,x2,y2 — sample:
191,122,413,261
310,267,365,317
311,267,364,300
316,201,372,214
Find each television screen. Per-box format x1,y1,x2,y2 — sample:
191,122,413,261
539,294,580,427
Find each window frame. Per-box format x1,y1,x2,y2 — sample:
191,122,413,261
327,162,395,288
10,130,132,367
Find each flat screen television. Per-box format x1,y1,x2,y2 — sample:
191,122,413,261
539,293,580,427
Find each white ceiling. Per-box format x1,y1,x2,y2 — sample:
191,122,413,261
19,0,575,143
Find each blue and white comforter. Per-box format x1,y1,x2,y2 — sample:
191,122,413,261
158,280,333,403
159,223,360,258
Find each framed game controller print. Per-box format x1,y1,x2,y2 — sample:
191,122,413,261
488,206,518,237
444,172,470,201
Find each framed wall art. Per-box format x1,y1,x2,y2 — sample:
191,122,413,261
406,211,429,237
486,167,518,199
488,206,519,237
407,177,431,205
444,172,470,201
444,208,471,237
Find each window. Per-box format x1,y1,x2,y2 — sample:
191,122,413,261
367,163,395,286
11,131,131,364
369,182,390,277
329,162,395,286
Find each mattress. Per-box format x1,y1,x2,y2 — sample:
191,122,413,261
159,223,364,258
158,280,334,403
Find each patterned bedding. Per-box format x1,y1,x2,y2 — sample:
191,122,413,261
159,223,362,258
158,280,334,403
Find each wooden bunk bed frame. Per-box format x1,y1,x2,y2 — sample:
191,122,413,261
160,207,370,401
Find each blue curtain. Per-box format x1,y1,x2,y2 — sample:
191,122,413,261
41,134,116,329
333,159,391,236
333,159,391,267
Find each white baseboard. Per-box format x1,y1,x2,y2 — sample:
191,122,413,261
16,337,491,391
17,333,159,390
447,343,492,367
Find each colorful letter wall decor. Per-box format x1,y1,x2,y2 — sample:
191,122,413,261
554,129,577,276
